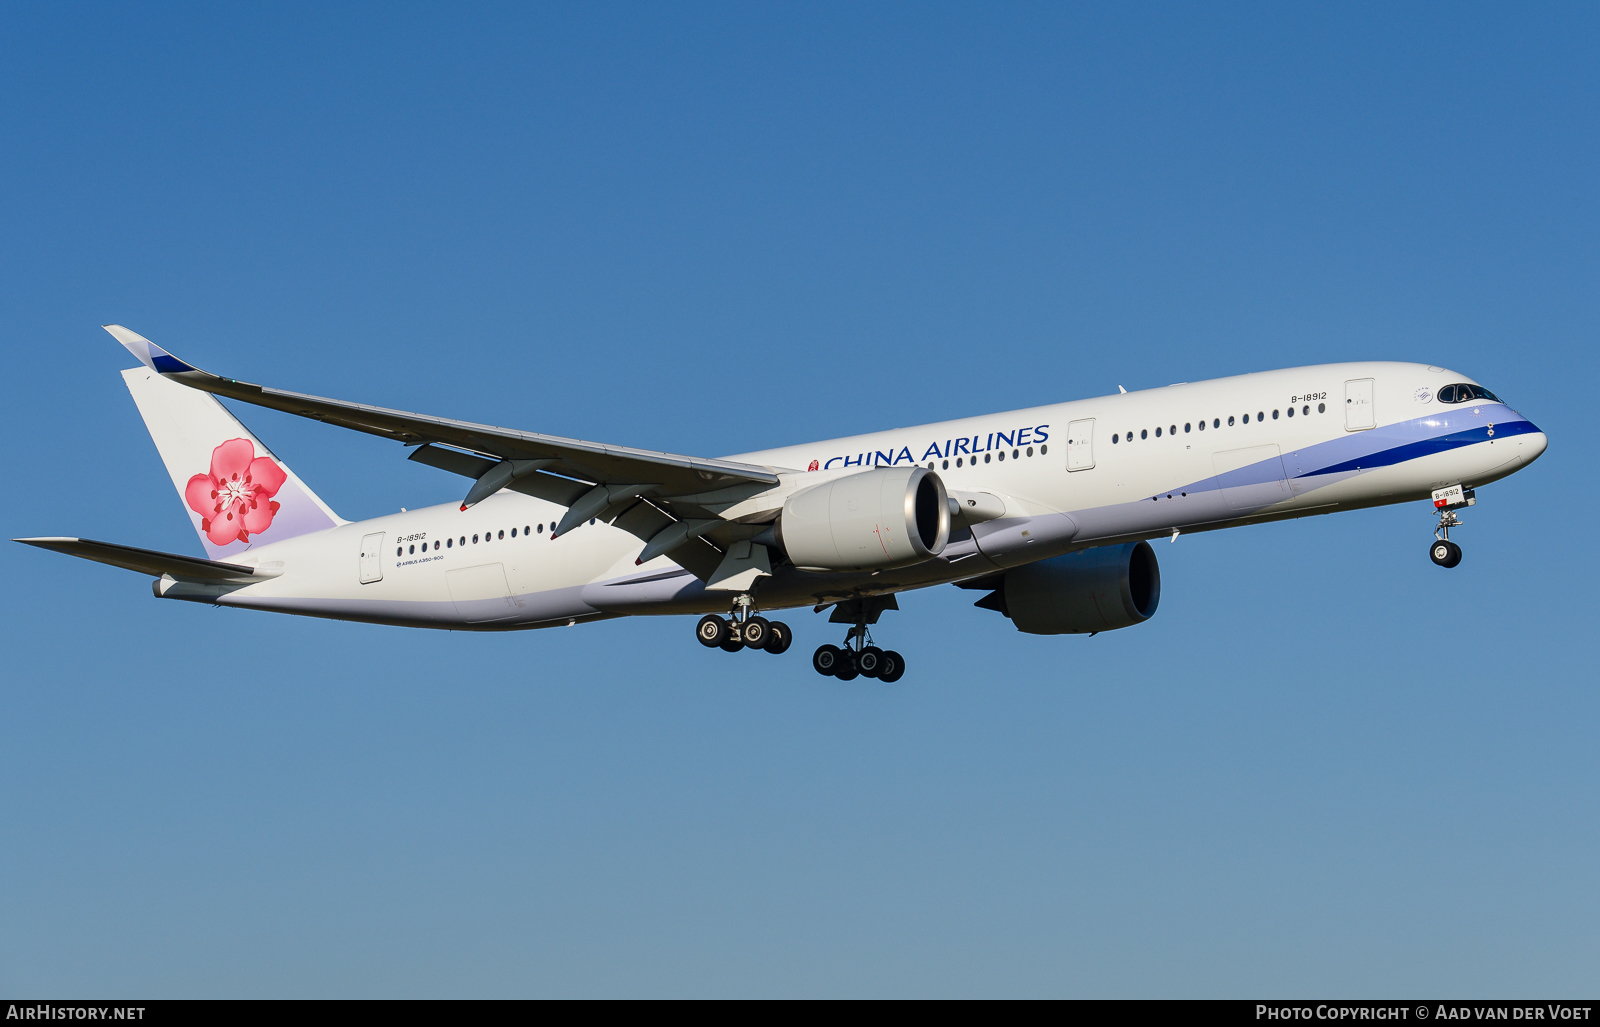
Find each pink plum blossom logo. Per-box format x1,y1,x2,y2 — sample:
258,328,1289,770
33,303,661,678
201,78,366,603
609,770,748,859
185,438,287,546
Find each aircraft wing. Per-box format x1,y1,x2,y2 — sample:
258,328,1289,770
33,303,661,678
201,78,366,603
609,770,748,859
105,326,782,579
104,325,782,503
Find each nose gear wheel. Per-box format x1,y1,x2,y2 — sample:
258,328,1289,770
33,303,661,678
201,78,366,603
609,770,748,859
1429,486,1474,569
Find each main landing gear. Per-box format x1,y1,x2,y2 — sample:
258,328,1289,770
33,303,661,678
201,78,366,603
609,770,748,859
1429,485,1474,569
696,594,792,656
811,597,905,683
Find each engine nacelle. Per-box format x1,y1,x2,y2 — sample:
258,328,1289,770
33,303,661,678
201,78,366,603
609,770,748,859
777,466,950,572
979,541,1161,634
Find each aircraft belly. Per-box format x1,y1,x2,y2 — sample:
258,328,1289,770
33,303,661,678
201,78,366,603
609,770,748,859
218,584,605,630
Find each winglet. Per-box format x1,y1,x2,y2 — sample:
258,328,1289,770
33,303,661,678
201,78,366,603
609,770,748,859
103,325,197,375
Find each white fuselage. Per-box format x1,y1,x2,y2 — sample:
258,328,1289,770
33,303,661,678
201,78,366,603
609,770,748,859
166,361,1546,629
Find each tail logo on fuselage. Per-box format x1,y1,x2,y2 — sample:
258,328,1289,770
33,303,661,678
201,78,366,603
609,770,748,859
184,438,287,546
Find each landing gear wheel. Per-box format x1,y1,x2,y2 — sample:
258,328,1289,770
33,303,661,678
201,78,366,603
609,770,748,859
813,644,841,675
741,616,770,648
878,650,905,682
720,634,746,652
763,621,792,654
857,646,885,678
1430,540,1463,568
696,615,729,648
833,648,860,681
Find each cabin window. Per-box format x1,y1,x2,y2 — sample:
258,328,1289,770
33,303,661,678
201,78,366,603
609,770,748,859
1257,411,1265,421
1212,418,1220,428
472,534,479,543
984,453,991,463
941,460,949,469
460,536,466,546
1154,427,1162,437
1286,407,1294,418
537,525,543,534
1140,429,1148,440
1317,403,1325,413
1228,416,1235,426
1026,446,1034,457
1184,423,1191,433
525,526,531,536
1112,435,1119,445
499,529,505,540
447,538,452,548
997,450,1005,461
395,546,402,557
510,528,517,538
956,456,964,465
1039,444,1047,454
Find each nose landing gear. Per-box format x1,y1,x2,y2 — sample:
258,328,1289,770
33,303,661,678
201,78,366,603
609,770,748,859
1429,484,1473,568
695,593,791,655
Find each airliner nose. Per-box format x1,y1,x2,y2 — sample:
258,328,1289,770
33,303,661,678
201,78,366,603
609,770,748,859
1525,428,1549,464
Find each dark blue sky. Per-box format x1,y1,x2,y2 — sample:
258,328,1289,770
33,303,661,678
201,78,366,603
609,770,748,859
2,2,1595,996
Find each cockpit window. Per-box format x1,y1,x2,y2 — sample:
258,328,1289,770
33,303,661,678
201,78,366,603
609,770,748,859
1438,383,1501,404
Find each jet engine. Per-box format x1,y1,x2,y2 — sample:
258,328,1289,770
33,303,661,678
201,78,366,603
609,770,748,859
973,541,1160,634
776,466,950,572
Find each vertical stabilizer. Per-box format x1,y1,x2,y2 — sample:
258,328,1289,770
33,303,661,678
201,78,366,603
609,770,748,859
121,367,344,560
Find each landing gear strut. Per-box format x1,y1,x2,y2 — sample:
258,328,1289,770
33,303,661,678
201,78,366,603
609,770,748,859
695,593,791,655
811,597,905,682
1429,485,1473,569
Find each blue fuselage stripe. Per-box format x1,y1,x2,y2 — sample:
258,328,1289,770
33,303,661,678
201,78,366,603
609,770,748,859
1300,419,1539,477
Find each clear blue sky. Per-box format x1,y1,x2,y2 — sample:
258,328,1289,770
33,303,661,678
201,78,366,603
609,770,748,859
2,2,1595,998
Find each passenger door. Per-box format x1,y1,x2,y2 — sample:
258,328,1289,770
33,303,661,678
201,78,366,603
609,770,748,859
1065,419,1095,471
359,532,385,584
1345,379,1376,431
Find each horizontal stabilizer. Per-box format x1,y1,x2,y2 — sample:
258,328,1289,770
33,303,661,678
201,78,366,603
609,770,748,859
14,537,280,582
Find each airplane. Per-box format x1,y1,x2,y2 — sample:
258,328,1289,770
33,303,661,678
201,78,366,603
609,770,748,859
16,326,1548,682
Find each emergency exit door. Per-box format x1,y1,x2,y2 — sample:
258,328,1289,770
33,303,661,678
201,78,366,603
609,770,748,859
1345,379,1375,431
1065,419,1096,471
359,532,385,584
